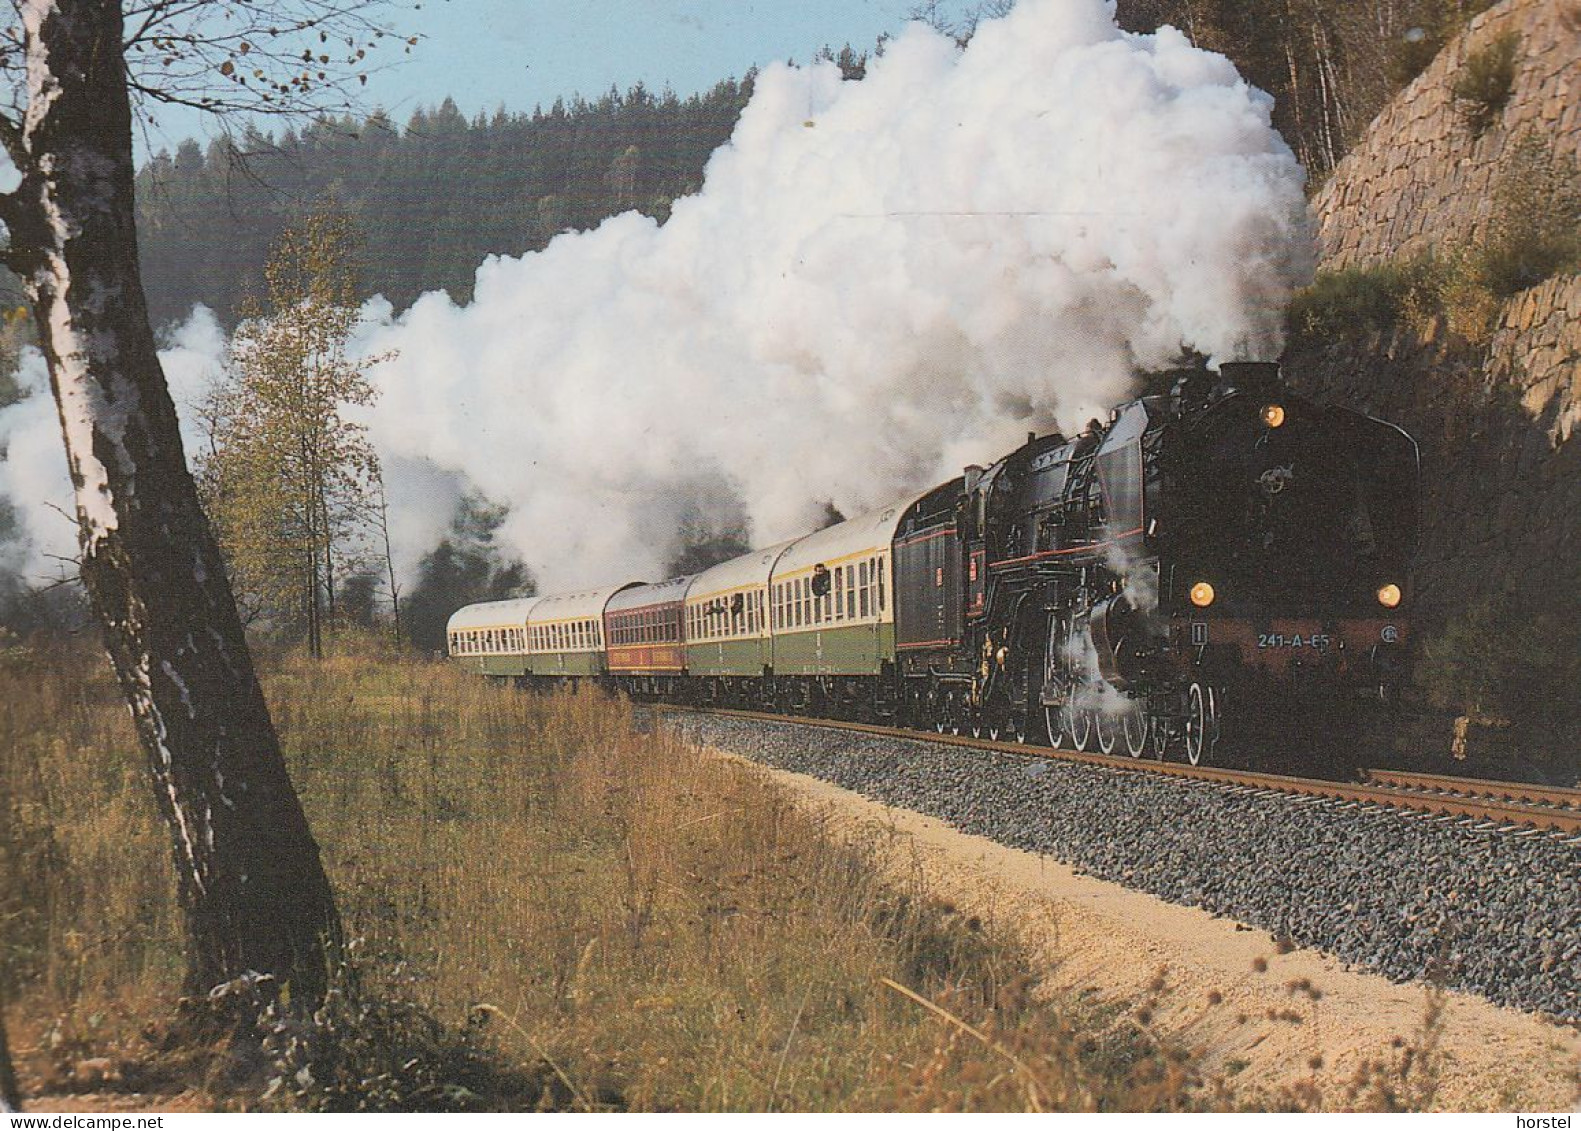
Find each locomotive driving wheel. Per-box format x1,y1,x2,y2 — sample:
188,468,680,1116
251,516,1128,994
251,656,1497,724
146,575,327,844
1122,708,1149,758
1045,702,1066,747
1064,701,1093,751
1183,681,1219,765
1094,708,1118,754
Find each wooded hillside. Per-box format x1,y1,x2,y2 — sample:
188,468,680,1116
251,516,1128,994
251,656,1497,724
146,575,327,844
134,80,755,327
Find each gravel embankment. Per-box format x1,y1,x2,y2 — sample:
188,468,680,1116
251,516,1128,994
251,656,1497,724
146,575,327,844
668,713,1581,1022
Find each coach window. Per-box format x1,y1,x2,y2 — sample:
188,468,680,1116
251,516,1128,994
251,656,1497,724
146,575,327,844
878,556,887,612
859,561,871,618
845,567,856,620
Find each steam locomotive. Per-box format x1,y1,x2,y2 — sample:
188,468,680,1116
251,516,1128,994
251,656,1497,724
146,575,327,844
448,362,1419,764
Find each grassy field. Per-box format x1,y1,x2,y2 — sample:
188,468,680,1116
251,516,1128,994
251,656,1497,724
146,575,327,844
0,637,1432,1111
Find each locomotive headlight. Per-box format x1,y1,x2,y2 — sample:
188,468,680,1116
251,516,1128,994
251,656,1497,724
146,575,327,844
1261,403,1287,428
1377,583,1403,609
1189,581,1216,608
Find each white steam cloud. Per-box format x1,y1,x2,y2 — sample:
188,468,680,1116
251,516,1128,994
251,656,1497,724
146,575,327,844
358,0,1311,590
0,0,1312,596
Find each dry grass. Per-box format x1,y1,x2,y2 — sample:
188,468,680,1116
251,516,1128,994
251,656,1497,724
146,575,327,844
2,637,1211,1111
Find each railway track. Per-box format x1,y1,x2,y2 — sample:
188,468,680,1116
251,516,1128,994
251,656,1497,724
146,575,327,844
656,704,1581,836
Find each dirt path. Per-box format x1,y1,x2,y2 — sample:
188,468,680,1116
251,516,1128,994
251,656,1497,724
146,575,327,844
731,752,1581,1111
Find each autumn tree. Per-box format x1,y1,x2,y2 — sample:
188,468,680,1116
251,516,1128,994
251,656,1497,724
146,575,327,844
0,0,404,1009
198,201,386,655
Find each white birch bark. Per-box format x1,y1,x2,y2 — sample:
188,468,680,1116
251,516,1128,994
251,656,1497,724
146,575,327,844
1,0,340,1002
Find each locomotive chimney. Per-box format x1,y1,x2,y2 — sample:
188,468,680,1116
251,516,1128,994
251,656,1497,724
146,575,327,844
1217,361,1282,397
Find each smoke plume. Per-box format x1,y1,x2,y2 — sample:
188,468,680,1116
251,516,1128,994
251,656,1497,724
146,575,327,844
356,0,1310,589
0,0,1312,596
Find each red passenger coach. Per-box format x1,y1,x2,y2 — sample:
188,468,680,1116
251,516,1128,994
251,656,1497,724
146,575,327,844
604,576,693,688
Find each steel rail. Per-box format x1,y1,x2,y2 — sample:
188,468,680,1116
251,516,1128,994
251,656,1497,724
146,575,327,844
1365,769,1581,811
654,704,1581,836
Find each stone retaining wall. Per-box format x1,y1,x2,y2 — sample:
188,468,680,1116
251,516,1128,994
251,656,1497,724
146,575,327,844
1313,0,1580,270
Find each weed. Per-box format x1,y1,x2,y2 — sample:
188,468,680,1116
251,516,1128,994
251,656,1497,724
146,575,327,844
1284,258,1442,348
1476,132,1581,297
1345,985,1448,1111
1451,31,1519,136
2,642,1210,1111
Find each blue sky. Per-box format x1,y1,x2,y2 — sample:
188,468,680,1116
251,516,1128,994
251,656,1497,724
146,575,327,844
141,0,931,153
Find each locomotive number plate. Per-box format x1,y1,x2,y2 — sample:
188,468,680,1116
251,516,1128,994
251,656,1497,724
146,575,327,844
1258,633,1332,650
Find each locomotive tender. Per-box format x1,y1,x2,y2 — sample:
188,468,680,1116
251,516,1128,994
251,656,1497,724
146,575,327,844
448,362,1419,764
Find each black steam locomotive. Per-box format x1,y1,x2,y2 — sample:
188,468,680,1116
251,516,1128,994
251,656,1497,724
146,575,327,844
450,362,1419,766
895,361,1419,762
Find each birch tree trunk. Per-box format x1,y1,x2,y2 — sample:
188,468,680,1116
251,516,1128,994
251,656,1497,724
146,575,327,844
2,0,339,1003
